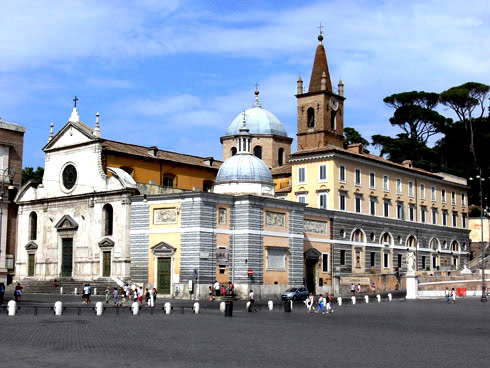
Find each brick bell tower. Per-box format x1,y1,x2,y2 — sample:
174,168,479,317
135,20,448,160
296,29,345,151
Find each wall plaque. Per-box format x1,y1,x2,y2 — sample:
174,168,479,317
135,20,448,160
304,220,327,234
153,208,177,224
266,211,286,228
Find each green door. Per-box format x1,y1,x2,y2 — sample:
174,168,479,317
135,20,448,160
103,251,111,277
61,238,73,277
28,254,35,277
157,258,171,294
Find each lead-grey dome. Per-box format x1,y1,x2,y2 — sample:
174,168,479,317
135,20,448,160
225,97,287,137
216,154,273,184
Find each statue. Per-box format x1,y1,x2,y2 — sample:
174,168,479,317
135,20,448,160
406,251,416,275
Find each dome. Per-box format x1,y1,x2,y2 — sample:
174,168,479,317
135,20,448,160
225,99,288,137
216,154,273,184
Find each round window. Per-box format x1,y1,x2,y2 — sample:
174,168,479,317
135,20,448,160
62,164,77,190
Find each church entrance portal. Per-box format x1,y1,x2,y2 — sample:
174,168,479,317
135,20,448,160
103,251,111,277
157,258,171,294
61,238,73,277
306,260,317,294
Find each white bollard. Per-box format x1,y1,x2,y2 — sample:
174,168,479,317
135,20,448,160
364,295,369,303
95,302,103,316
74,287,77,295
337,297,342,306
93,288,97,296
377,294,381,303
246,301,251,311
60,287,63,295
54,301,63,316
268,300,273,311
219,302,226,313
351,296,356,305
131,301,139,315
164,302,172,315
7,300,16,316
388,293,392,301
193,302,200,314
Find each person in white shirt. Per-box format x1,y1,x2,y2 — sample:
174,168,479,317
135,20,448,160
248,290,257,312
214,280,220,297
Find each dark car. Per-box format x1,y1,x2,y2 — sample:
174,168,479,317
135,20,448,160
281,287,309,301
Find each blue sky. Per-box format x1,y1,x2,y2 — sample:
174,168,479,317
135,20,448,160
1,0,489,168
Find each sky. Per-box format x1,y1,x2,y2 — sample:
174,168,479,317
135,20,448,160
0,0,489,169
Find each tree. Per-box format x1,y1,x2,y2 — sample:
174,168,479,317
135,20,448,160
383,91,450,143
344,127,369,147
22,166,44,185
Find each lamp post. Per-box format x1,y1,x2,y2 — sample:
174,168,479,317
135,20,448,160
469,170,488,302
0,168,15,277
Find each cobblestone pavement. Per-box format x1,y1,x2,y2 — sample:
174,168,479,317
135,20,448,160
0,295,489,368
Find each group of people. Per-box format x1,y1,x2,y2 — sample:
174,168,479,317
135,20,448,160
0,282,23,304
304,292,334,314
209,280,235,300
105,284,158,307
350,282,376,295
445,287,457,303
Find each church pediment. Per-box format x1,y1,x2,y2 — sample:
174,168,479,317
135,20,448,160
43,120,95,152
55,215,79,231
25,241,39,251
98,237,115,248
304,247,321,260
151,242,176,255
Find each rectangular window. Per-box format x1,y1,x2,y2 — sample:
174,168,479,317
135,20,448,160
383,175,389,192
322,253,329,273
420,184,426,200
451,191,456,205
383,252,389,268
355,168,361,186
218,208,227,225
319,192,328,209
370,172,376,189
433,256,437,268
384,200,390,217
298,167,306,184
397,202,404,220
409,204,415,221
340,250,346,266
441,188,446,203
422,256,426,270
396,178,402,194
398,254,402,268
370,197,376,216
462,193,466,207
431,186,436,201
370,252,376,267
339,165,346,183
462,213,467,228
421,206,426,223
408,181,414,197
442,210,447,226
267,248,287,270
297,194,307,204
452,212,457,227
339,193,346,211
432,208,437,225
319,164,327,182
355,195,362,213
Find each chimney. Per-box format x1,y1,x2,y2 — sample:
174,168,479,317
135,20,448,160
148,146,158,157
402,160,413,168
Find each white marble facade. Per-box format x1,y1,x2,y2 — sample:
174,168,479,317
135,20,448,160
15,108,136,281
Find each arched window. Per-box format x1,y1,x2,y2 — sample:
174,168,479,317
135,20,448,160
29,212,37,241
451,240,459,252
307,108,315,128
278,148,284,166
407,235,417,248
430,238,439,251
231,147,237,156
103,204,113,236
380,232,392,246
253,146,262,159
352,229,364,243
163,174,175,188
331,110,337,130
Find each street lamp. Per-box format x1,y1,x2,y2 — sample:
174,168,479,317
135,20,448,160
469,171,488,302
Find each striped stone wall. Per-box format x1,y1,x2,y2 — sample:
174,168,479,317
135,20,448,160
130,202,149,283
289,208,305,285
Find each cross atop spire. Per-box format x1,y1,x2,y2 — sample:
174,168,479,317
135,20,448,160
73,96,79,108
318,22,324,35
317,22,324,44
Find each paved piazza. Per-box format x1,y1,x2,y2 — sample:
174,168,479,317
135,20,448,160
0,294,488,368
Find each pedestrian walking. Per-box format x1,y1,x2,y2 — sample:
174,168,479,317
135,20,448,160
371,282,376,294
221,284,226,297
357,283,361,295
145,288,150,306
105,286,111,304
350,283,355,295
138,286,144,304
0,282,5,304
305,292,315,313
208,286,214,301
113,287,119,306
87,283,92,303
14,282,22,302
326,292,334,313
83,284,89,304
228,281,235,296
451,288,456,303
248,289,257,312
316,294,326,314
214,280,220,296
444,287,451,303
149,288,155,307
153,288,157,305
133,287,139,303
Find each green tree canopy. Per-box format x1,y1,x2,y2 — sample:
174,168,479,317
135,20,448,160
344,127,369,147
22,166,44,185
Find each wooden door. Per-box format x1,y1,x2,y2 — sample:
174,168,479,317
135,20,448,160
157,258,171,294
103,251,111,277
61,238,73,277
28,254,35,277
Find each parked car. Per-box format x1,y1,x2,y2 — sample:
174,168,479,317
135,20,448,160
281,287,309,301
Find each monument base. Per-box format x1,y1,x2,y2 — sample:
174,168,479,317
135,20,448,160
406,275,418,299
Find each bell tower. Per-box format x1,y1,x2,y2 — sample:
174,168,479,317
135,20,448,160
296,29,345,151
